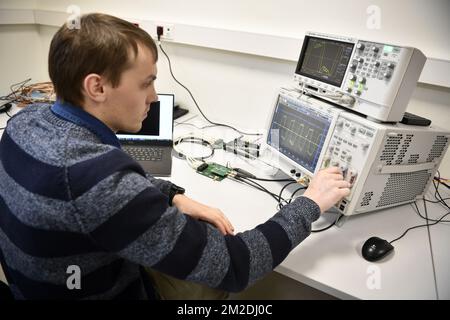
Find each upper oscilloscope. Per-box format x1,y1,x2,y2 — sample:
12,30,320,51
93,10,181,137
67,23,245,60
294,32,426,123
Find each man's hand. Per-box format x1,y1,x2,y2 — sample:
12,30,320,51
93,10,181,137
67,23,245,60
302,166,351,213
172,194,235,235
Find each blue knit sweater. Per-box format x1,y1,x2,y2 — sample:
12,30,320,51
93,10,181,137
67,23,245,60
0,102,320,299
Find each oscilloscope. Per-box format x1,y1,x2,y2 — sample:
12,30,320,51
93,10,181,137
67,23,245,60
293,32,426,123
264,88,450,216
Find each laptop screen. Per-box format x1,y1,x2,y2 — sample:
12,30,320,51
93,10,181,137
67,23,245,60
116,94,174,141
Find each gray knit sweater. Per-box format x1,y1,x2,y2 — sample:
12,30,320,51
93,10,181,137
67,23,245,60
0,102,320,299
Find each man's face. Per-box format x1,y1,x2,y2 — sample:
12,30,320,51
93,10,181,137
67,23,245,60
103,44,158,133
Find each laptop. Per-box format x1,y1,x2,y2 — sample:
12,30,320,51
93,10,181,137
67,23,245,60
117,94,174,176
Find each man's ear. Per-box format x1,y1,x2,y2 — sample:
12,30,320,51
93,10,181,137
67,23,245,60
82,74,106,103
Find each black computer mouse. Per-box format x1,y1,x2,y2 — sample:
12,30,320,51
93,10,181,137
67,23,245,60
361,236,394,262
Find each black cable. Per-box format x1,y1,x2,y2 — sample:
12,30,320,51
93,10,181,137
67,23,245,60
248,177,296,182
278,181,298,208
240,176,284,202
389,207,450,245
233,173,335,233
0,78,32,102
233,176,284,203
158,42,262,136
288,186,307,203
423,197,450,204
413,201,450,223
432,173,450,212
231,167,296,182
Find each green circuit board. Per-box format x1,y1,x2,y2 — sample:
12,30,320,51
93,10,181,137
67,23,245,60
196,162,232,181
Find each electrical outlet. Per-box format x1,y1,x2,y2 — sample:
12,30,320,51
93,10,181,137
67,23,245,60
157,23,174,41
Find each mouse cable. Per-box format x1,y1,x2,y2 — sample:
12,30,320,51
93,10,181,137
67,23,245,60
158,42,262,137
412,199,450,223
389,207,450,245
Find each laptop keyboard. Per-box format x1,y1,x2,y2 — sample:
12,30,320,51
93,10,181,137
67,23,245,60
123,146,164,161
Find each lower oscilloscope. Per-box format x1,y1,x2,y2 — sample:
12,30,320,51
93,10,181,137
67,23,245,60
264,88,450,216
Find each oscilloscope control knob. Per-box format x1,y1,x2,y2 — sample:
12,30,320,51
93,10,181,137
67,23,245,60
358,57,364,63
384,72,392,79
374,61,381,67
349,74,357,81
358,77,366,84
337,120,345,127
387,62,395,68
361,143,370,149
356,43,365,50
372,46,379,53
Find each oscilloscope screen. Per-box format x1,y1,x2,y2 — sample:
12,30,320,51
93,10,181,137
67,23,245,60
295,36,354,87
267,96,332,173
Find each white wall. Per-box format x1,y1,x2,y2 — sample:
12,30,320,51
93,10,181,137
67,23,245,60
0,0,449,176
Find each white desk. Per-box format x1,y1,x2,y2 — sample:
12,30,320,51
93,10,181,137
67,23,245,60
171,115,450,300
423,186,450,300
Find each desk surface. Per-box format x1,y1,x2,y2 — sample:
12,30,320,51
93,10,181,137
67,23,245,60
1,107,449,300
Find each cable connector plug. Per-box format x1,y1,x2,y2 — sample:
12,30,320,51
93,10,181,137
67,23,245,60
156,25,164,42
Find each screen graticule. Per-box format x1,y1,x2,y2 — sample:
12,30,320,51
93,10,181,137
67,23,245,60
297,37,354,87
267,96,332,173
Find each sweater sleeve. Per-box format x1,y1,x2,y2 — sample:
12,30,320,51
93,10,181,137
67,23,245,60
145,173,176,199
69,149,320,293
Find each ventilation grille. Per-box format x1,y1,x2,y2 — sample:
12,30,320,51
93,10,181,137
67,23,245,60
376,170,431,208
360,191,374,207
407,154,420,164
380,134,403,166
394,134,413,165
426,135,449,162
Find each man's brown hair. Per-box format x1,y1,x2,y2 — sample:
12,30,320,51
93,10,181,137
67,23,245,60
48,13,158,106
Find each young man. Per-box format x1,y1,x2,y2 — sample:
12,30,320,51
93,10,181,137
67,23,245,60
0,13,350,299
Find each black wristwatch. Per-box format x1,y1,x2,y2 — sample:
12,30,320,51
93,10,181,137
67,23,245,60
168,184,185,205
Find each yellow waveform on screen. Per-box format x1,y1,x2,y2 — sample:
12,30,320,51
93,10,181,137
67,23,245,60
321,65,330,74
313,43,322,49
